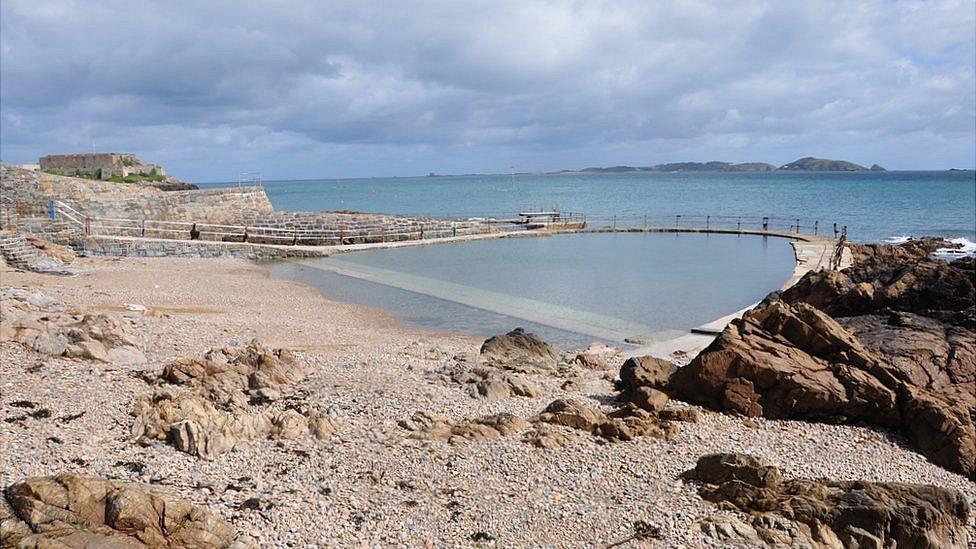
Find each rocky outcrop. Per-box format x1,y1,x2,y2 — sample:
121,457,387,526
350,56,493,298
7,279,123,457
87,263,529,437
158,342,306,407
671,242,976,478
132,341,336,459
683,453,971,548
845,237,947,266
399,411,530,443
1,474,243,547
0,286,145,365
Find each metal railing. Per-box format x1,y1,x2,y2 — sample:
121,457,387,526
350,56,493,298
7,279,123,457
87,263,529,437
48,199,844,248
582,213,843,237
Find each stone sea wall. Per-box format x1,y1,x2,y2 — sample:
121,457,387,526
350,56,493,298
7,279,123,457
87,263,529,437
1,165,273,224
83,236,331,260
1,163,489,256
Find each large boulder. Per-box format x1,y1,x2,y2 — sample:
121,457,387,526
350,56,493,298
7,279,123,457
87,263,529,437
1,474,243,547
683,453,971,548
672,249,976,479
480,328,560,374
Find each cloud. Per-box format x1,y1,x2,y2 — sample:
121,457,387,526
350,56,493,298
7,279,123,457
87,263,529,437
1,0,973,179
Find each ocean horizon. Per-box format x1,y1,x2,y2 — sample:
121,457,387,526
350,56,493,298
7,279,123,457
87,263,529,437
199,170,976,244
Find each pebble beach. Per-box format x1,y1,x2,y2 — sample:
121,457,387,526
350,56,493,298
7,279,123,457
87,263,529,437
2,255,973,547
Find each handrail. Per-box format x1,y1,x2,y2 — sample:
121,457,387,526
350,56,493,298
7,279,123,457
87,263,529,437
49,198,842,247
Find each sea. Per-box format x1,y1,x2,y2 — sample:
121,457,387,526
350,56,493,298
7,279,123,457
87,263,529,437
201,170,976,244
203,170,976,347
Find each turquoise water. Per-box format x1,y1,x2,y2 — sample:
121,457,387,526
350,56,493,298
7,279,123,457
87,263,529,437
202,171,976,243
268,232,796,348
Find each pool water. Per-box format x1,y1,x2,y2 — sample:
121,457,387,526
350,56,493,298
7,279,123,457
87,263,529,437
268,232,796,349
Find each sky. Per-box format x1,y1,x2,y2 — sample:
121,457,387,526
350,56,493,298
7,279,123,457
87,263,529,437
1,1,974,181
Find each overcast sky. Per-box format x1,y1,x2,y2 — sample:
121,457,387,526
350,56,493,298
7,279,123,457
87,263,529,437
2,1,974,181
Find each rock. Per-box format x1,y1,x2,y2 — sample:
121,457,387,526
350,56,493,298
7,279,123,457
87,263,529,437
132,341,330,459
658,407,700,423
619,355,677,392
535,399,675,442
627,386,670,412
671,247,976,478
400,411,530,443
480,328,562,374
617,355,677,412
683,453,971,548
158,340,304,408
522,425,575,448
0,287,146,365
132,390,328,460
572,342,618,370
844,237,949,266
436,362,540,400
1,474,243,547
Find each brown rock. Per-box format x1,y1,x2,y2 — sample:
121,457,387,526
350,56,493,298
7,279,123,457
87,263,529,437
627,386,670,412
400,411,530,443
684,453,971,548
536,399,675,442
1,474,242,547
437,362,540,400
619,355,677,392
132,341,330,459
480,328,561,374
672,248,975,479
572,342,618,370
158,340,303,408
658,407,700,423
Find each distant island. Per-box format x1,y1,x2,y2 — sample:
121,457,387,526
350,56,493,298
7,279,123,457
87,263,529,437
779,157,886,172
561,157,886,173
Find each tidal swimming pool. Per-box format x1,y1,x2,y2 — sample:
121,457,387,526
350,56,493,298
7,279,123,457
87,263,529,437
267,232,797,348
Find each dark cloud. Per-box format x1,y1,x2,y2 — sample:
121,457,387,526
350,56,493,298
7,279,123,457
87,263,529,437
2,0,973,180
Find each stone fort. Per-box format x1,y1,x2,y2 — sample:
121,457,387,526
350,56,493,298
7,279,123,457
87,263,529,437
39,153,165,180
